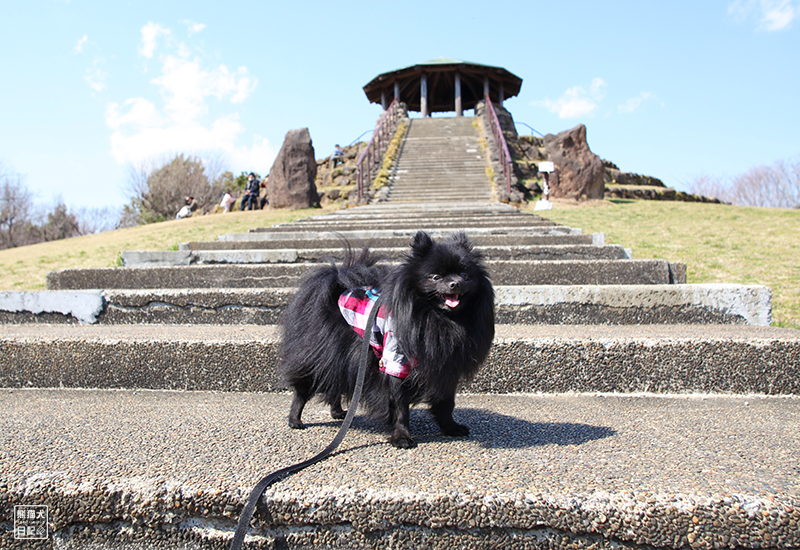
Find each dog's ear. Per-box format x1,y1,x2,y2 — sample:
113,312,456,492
450,231,473,252
410,231,434,256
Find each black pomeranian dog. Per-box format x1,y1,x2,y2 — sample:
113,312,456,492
279,230,495,449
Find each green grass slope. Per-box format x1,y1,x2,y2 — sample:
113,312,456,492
1,200,797,329
0,207,327,291
532,199,799,329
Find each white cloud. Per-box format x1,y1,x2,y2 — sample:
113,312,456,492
150,55,256,125
106,98,164,131
762,0,796,28
138,22,171,58
533,78,607,119
84,67,107,92
728,0,796,30
182,20,207,35
618,92,656,114
81,53,109,93
74,34,88,53
106,25,268,169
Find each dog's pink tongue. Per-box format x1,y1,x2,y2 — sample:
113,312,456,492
444,294,460,308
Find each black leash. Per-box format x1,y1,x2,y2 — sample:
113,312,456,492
229,295,384,550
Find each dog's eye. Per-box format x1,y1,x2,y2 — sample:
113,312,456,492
429,274,442,282
460,272,469,280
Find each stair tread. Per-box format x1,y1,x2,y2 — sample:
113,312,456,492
2,322,795,342
2,388,798,547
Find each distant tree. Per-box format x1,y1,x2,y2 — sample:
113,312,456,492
1,164,124,249
690,156,800,209
216,171,236,193
117,203,141,229
689,174,731,203
0,165,34,249
72,205,122,235
729,158,800,209
124,153,231,224
41,202,81,241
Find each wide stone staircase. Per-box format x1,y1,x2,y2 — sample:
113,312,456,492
2,122,800,549
383,117,491,202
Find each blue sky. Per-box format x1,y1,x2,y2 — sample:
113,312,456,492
1,0,798,210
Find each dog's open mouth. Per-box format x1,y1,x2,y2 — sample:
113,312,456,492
440,293,461,309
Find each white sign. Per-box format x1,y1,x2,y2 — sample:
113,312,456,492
539,161,555,173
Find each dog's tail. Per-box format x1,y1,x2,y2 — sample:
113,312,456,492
331,238,387,291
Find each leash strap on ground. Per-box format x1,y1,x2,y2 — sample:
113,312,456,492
229,295,384,550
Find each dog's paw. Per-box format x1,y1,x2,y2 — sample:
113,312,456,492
330,408,346,420
442,423,470,438
288,418,306,430
389,431,417,449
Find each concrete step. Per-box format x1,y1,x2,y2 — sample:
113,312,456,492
44,259,685,290
250,218,558,233
331,201,516,213
272,218,551,231
3,388,798,549
215,226,581,243
387,178,488,186
284,212,546,223
0,284,770,326
384,191,492,201
391,161,486,169
387,181,487,188
1,324,796,393
121,244,629,268
392,156,483,163
179,233,600,251
390,164,487,172
386,183,489,192
295,208,537,221
384,195,493,204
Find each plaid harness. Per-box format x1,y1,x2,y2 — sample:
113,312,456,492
338,287,413,378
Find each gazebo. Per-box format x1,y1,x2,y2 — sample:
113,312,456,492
362,57,523,117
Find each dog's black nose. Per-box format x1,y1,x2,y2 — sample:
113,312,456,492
448,280,461,291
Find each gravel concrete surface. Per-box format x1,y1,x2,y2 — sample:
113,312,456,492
1,389,799,549
2,324,799,397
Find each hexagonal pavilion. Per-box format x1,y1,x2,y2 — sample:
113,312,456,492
362,57,522,117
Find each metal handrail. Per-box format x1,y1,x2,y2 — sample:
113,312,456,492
515,121,545,137
484,94,513,194
355,98,402,199
348,130,373,147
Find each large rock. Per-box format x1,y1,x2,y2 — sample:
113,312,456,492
543,124,605,200
267,128,320,209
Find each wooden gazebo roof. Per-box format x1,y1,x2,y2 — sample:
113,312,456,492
363,57,523,113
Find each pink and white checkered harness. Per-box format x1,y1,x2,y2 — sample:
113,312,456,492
338,287,414,379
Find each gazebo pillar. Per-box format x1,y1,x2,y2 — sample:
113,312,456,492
483,77,490,100
394,82,400,100
421,73,428,117
455,72,463,116
381,90,388,111
499,83,504,107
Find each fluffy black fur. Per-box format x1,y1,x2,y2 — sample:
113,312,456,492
279,231,495,449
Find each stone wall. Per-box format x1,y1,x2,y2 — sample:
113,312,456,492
507,132,723,204
474,100,525,205
314,142,365,206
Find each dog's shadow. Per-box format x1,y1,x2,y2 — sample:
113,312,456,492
448,408,616,449
327,407,615,449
